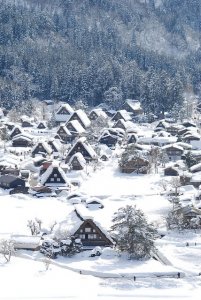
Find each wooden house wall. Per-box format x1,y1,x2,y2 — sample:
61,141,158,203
67,142,93,161
32,144,47,156
75,220,112,247
45,168,66,184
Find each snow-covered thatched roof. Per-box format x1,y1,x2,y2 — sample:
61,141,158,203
68,137,97,159
12,133,33,142
90,108,108,119
40,162,70,186
32,141,52,155
69,152,86,168
55,204,113,243
72,109,91,128
162,144,184,151
67,120,85,134
125,99,142,111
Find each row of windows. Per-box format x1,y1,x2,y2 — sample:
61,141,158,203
166,151,182,155
80,227,96,233
50,178,61,182
79,234,101,240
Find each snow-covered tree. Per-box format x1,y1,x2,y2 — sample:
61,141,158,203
111,205,158,259
0,239,15,263
104,86,124,110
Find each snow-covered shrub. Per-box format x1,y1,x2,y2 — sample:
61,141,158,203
111,205,158,260
40,239,60,259
60,236,83,257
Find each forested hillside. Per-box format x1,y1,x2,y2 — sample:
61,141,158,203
0,0,201,115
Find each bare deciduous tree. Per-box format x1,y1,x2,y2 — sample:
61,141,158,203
0,239,15,262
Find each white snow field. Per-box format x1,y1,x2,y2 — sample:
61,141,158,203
1,159,201,299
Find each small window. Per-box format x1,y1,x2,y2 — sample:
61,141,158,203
54,174,57,177
57,178,61,182
88,234,97,239
79,234,85,239
85,227,91,233
50,178,54,182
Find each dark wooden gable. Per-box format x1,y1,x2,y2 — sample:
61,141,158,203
165,146,183,155
128,134,137,144
10,127,22,138
99,134,118,147
37,122,46,129
57,126,69,141
32,143,48,156
66,122,78,133
89,111,98,121
66,142,92,161
58,107,70,115
70,156,84,170
112,111,123,121
45,167,66,184
48,141,58,152
68,112,86,129
113,119,126,130
12,137,32,147
74,219,113,247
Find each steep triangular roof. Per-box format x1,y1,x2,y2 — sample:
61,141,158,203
40,162,70,186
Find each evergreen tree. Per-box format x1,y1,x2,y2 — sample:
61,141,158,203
111,205,158,259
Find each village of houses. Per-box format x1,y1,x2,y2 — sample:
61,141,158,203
1,98,201,290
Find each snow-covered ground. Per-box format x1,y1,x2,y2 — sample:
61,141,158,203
0,159,201,299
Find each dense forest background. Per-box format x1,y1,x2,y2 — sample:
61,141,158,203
0,0,201,115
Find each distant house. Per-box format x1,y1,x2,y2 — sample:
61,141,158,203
68,109,91,129
119,152,149,174
98,128,124,148
127,133,137,144
69,153,86,171
123,99,143,116
40,163,70,187
111,110,132,122
66,137,97,162
175,205,201,224
32,141,52,157
155,120,169,130
10,126,23,139
89,108,108,121
57,124,73,142
66,120,85,137
0,175,25,189
11,235,41,251
182,121,196,128
48,139,62,154
112,119,127,131
21,115,34,128
12,133,33,147
98,130,119,148
21,120,33,128
164,166,180,176
162,144,184,161
37,121,47,129
56,207,113,249
0,167,20,177
166,125,182,136
55,103,74,123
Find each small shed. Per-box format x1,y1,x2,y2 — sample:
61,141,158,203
0,175,25,189
11,235,41,251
